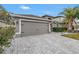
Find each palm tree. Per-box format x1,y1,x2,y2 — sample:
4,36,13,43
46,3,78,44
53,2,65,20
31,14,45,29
0,5,13,25
60,7,79,32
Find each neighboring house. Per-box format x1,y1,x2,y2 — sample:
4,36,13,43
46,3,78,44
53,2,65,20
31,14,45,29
73,18,79,31
42,15,65,28
42,15,79,31
0,21,6,27
0,20,10,27
0,20,14,28
11,14,52,37
52,16,65,27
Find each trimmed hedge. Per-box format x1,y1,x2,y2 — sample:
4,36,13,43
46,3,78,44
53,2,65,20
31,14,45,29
52,27,67,32
0,26,15,53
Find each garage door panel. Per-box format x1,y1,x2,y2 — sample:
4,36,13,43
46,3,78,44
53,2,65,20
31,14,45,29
21,21,49,37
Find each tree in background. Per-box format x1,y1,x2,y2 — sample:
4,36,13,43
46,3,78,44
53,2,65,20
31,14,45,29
60,7,79,32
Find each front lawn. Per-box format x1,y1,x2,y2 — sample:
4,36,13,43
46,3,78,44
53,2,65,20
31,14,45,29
63,33,79,40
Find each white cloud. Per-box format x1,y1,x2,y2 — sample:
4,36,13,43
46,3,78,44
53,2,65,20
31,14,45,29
20,5,31,10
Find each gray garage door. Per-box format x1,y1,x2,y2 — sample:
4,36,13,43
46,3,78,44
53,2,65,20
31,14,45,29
21,21,49,37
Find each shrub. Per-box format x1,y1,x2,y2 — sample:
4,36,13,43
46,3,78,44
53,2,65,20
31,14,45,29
0,26,15,53
52,27,67,32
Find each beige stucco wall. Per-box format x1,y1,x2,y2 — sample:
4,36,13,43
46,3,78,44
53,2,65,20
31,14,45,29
0,22,8,27
0,22,15,27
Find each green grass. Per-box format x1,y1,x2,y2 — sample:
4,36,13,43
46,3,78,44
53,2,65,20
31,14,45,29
64,33,79,40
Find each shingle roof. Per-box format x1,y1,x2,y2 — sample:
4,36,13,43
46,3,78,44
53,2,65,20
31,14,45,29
42,15,54,18
17,14,42,18
10,13,51,22
42,15,65,18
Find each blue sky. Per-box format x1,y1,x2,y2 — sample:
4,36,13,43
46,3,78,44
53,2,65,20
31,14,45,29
2,4,78,16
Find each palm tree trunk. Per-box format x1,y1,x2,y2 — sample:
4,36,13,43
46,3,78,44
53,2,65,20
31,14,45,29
67,17,74,32
67,23,72,32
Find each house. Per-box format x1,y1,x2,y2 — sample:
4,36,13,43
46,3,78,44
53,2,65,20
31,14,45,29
1,13,79,37
11,14,52,37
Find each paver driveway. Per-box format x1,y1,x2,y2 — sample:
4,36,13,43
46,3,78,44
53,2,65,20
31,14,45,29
4,32,79,54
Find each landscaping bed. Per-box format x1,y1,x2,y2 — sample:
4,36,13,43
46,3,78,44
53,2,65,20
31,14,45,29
52,27,67,32
63,33,79,40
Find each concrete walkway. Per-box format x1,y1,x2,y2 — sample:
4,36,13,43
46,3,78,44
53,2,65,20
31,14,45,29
4,32,79,54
